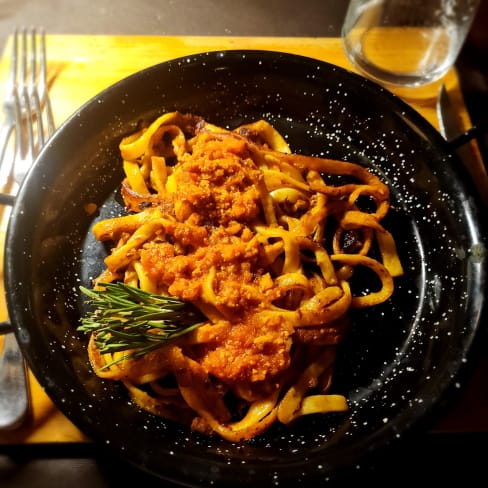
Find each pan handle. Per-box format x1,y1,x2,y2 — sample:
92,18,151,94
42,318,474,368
447,124,486,151
0,320,13,334
0,193,15,206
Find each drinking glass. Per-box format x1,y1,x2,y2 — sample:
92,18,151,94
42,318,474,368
342,0,480,87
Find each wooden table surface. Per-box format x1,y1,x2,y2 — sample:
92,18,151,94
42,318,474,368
0,33,486,452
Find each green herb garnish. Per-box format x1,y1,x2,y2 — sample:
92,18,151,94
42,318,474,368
78,282,205,368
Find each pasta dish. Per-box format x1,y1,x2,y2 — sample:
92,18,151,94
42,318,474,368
79,111,403,442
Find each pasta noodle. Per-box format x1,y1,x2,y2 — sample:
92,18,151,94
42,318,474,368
82,111,403,441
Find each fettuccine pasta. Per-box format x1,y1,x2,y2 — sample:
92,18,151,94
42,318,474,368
83,111,403,441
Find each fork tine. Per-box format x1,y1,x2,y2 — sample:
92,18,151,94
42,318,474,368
39,29,55,137
28,28,45,149
0,29,18,181
9,29,18,87
13,28,35,183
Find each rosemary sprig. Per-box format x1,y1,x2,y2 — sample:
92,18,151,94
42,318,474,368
78,282,205,367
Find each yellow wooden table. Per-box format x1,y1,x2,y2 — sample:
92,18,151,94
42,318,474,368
0,35,486,445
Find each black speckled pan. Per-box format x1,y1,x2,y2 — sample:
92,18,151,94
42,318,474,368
3,51,486,487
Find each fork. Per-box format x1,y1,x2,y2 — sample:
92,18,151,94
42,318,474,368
0,27,55,430
12,28,55,184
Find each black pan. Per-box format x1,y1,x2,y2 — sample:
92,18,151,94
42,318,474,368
1,50,486,487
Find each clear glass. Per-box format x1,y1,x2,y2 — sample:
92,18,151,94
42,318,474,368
342,0,480,87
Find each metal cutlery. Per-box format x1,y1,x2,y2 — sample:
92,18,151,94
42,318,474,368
0,27,55,430
436,83,488,206
436,84,483,147
0,333,29,429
